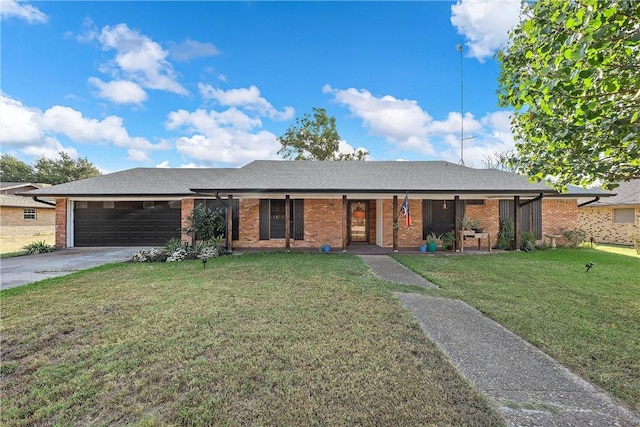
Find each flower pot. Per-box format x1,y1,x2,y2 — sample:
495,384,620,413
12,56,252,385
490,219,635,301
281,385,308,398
419,245,427,253
427,242,437,252
324,245,330,253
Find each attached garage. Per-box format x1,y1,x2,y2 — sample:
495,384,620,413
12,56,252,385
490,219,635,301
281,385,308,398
73,200,181,247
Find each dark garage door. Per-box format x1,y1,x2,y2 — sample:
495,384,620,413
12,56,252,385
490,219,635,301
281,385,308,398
74,201,181,247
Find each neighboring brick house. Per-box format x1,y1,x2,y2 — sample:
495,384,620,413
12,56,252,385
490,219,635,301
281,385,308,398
24,161,610,251
1,183,55,236
578,180,640,245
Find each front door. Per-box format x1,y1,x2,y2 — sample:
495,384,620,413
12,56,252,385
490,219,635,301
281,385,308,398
349,201,369,243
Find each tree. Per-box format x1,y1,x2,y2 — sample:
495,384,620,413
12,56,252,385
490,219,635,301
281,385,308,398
0,155,35,182
481,150,521,173
277,107,369,161
33,152,101,185
497,0,639,190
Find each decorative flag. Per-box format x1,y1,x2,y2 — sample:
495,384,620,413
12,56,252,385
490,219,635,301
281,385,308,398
401,193,412,227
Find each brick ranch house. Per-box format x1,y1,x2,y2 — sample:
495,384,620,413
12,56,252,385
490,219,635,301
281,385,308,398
24,160,611,252
1,182,55,236
578,180,639,245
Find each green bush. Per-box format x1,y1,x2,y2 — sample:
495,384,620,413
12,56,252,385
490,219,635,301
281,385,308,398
22,240,56,255
562,229,587,248
497,217,514,249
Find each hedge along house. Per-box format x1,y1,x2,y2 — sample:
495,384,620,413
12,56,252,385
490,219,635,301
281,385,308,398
24,160,611,251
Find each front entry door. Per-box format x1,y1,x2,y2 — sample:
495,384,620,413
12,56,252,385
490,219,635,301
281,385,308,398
349,201,369,243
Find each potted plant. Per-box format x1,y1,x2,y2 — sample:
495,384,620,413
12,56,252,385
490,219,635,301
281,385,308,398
459,216,480,231
441,231,455,251
425,231,441,252
419,242,427,252
323,243,331,253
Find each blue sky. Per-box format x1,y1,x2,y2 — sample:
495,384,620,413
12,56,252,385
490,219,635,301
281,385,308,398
1,0,522,173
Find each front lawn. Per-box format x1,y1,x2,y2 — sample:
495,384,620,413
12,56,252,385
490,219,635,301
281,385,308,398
394,247,640,411
0,253,503,426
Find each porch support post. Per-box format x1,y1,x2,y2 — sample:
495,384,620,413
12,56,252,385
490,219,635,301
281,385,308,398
454,195,461,251
227,195,234,251
285,195,291,251
342,195,348,252
393,195,398,252
513,195,521,250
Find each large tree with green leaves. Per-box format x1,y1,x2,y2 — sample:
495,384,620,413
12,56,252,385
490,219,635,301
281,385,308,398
277,107,369,161
0,155,35,182
33,152,101,185
498,0,639,190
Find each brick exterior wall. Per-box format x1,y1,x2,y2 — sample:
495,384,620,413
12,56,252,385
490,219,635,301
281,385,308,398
55,198,67,248
181,198,194,244
0,206,56,236
45,195,584,249
579,206,639,245
0,206,55,236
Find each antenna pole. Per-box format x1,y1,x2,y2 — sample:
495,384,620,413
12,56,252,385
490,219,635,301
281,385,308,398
457,44,464,165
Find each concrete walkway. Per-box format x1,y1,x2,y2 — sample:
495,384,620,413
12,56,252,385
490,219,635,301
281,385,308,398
359,254,640,427
357,255,438,289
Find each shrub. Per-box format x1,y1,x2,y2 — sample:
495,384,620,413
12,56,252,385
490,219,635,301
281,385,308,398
497,217,514,249
165,238,185,253
166,248,187,262
22,240,56,255
562,228,587,248
131,248,168,263
183,204,225,243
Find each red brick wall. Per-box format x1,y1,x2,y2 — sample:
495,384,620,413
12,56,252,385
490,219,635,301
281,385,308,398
181,198,194,244
542,199,578,238
380,199,423,248
55,198,67,248
235,198,344,249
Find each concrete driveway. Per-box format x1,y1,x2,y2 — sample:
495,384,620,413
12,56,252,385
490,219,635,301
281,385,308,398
1,247,147,290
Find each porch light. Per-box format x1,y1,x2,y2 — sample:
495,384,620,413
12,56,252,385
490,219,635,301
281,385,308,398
443,200,448,210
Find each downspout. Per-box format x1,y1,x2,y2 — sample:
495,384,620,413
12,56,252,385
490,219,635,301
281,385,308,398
578,197,600,207
519,193,543,207
32,196,56,207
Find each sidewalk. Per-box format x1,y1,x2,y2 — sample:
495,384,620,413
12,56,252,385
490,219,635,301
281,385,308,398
359,254,640,427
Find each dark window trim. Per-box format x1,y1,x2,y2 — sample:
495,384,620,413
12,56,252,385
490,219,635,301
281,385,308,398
259,199,304,240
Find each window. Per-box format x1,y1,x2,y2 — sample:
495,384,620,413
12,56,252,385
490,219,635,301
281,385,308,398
259,199,304,240
23,208,36,220
613,208,634,224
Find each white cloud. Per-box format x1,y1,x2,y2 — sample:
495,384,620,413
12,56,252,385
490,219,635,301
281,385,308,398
0,0,47,23
156,160,170,168
88,77,148,105
167,108,263,132
175,132,279,166
166,107,281,166
324,84,435,154
167,38,220,61
97,23,188,96
22,136,78,160
198,84,295,121
450,0,521,62
0,94,166,163
324,85,517,166
0,95,43,143
338,140,370,160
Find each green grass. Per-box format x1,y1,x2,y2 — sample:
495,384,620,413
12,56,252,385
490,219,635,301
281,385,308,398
393,247,640,411
1,253,503,426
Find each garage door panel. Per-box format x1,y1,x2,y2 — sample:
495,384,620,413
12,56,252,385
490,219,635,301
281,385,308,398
74,201,181,247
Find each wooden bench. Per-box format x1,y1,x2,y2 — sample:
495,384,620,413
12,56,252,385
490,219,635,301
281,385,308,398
459,231,491,253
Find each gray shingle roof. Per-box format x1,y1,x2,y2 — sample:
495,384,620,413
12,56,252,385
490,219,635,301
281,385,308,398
191,160,588,195
0,194,55,208
22,161,614,198
579,180,640,207
24,168,234,197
